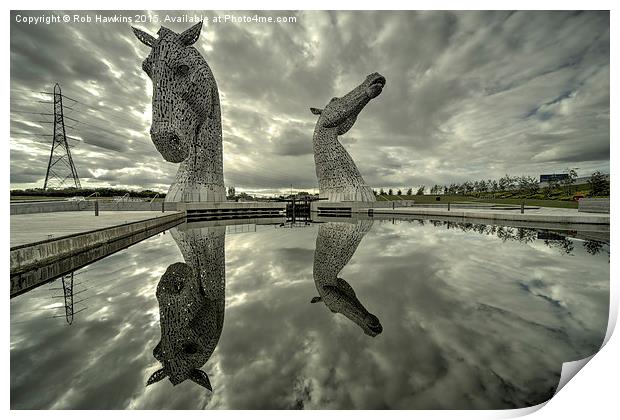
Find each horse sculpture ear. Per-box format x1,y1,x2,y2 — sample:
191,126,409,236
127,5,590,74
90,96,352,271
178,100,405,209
190,369,213,391
146,368,168,386
310,107,323,115
132,26,156,48
179,21,203,46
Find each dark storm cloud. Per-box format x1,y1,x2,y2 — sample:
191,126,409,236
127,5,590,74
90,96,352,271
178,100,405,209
271,127,313,156
10,10,609,193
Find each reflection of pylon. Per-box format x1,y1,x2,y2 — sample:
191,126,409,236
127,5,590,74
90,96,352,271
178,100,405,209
43,83,81,190
61,273,75,325
50,272,88,325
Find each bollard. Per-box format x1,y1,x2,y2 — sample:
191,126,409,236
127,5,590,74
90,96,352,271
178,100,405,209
95,199,99,216
521,201,525,214
161,201,165,213
392,202,395,210
448,201,450,211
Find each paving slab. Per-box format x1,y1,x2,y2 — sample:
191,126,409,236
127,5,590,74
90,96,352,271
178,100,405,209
10,211,182,248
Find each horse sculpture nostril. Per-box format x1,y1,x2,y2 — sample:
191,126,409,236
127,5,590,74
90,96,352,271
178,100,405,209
150,131,188,163
183,342,199,355
367,314,383,334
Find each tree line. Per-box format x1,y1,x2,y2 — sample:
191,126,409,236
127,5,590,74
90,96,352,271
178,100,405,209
10,187,165,198
373,170,609,197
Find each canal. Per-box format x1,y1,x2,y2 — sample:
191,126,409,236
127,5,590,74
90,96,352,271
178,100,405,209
10,216,610,409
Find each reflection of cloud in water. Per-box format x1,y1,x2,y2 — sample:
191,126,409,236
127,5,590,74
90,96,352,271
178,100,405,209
10,220,609,409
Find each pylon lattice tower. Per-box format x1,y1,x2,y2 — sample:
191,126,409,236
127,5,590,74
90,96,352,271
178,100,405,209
61,273,75,325
43,83,81,190
49,271,88,325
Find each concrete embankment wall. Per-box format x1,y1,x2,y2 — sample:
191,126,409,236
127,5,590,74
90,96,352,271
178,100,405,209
179,201,286,211
578,198,610,214
10,200,179,215
10,215,183,298
311,200,534,212
10,212,185,275
310,200,415,213
180,201,286,221
368,207,609,225
10,200,290,215
311,200,609,225
11,200,90,214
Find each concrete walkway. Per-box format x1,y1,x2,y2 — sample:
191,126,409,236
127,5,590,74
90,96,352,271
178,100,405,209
367,206,609,225
10,211,181,248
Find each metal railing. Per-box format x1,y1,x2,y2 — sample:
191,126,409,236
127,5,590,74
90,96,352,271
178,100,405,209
113,193,130,203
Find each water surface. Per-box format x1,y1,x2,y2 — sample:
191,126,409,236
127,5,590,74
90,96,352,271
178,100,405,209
10,217,609,409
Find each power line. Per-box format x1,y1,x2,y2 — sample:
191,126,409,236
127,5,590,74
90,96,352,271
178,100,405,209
10,131,149,156
11,86,314,191
11,130,82,142
12,109,82,124
16,88,138,126
11,110,53,116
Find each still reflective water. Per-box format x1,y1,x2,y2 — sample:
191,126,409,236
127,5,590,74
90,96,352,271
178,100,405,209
10,217,609,409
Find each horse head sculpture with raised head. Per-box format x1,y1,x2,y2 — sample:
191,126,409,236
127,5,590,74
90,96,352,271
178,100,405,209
132,22,225,202
310,73,386,202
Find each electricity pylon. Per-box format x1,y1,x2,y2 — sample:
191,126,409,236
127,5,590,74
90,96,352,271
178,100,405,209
43,83,81,190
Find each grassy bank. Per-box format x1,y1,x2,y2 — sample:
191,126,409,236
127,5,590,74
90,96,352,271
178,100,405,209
373,182,612,209
377,194,581,209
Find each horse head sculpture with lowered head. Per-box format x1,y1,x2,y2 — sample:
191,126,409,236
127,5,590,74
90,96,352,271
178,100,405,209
132,22,225,202
147,225,226,391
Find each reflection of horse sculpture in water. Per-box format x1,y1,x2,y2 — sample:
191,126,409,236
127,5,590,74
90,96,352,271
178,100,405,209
132,22,225,202
311,220,382,336
310,73,386,202
147,225,226,390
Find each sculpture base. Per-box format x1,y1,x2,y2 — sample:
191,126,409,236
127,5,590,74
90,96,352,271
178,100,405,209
319,185,376,203
165,183,226,203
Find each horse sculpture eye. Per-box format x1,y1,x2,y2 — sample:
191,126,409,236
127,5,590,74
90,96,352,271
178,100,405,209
177,64,190,76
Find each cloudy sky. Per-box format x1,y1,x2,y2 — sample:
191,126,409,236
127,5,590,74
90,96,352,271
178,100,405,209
10,10,610,194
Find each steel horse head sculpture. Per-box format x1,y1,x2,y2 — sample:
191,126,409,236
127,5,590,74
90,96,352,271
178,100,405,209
311,73,386,202
132,22,225,202
311,220,383,336
147,225,226,390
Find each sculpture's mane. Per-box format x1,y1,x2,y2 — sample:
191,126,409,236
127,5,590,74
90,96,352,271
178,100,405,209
156,26,180,43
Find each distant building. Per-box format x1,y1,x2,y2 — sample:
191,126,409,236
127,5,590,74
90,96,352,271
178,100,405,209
539,173,569,183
